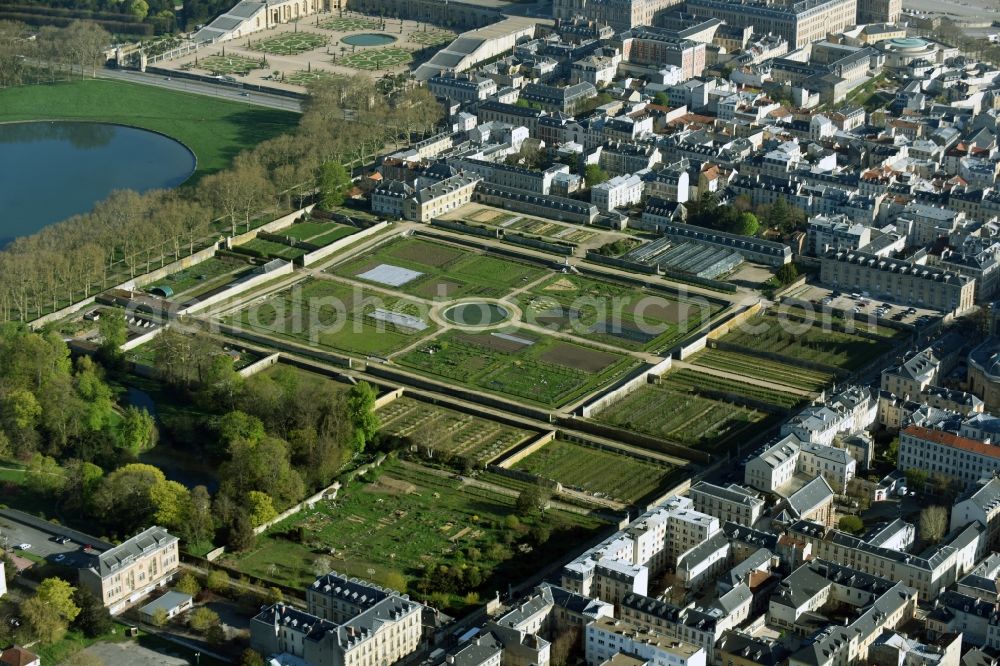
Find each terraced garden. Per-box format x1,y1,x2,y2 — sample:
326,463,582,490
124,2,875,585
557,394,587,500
330,236,546,300
145,256,247,297
378,397,533,464
690,348,835,392
511,439,675,503
227,278,437,357
720,312,902,371
234,238,307,261
662,368,803,409
594,383,770,451
225,459,606,611
517,274,722,352
398,329,636,407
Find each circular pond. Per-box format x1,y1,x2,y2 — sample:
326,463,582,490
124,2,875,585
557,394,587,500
442,302,511,327
341,33,397,47
0,121,195,244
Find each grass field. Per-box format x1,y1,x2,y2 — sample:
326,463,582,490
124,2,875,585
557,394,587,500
691,348,835,391
595,383,770,451
398,328,636,407
330,236,546,300
517,274,721,352
236,238,307,261
0,80,298,179
378,397,533,464
720,312,901,371
224,459,605,611
512,440,675,503
145,256,247,297
229,277,437,357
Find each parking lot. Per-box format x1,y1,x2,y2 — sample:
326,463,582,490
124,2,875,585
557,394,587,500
0,513,102,569
784,283,942,326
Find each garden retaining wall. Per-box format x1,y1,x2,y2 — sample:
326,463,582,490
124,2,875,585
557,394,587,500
238,352,281,378
227,205,316,248
578,357,673,418
492,430,557,469
252,479,342,536
301,221,391,267
178,260,294,315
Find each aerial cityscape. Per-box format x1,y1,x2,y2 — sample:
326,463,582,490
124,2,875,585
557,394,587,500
3,0,1000,664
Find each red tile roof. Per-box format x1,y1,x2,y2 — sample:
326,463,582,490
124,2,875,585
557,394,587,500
902,425,1000,459
1,646,38,666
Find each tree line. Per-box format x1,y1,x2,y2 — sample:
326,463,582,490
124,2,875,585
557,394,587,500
0,19,109,88
0,71,444,323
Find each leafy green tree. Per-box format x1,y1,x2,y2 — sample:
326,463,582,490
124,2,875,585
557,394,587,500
127,0,150,19
184,485,215,546
346,382,379,452
653,91,670,106
247,490,278,527
838,515,864,534
97,309,127,360
151,607,169,627
218,410,266,450
219,436,304,508
22,596,67,643
319,162,351,209
206,569,230,594
516,482,551,516
175,573,202,597
188,606,220,633
150,479,192,531
116,406,157,454
382,571,407,593
73,585,112,638
731,212,760,236
775,262,800,286
38,578,81,622
92,463,168,536
240,648,266,666
584,164,609,188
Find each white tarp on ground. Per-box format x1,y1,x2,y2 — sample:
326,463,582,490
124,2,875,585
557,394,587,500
369,308,428,331
357,264,423,287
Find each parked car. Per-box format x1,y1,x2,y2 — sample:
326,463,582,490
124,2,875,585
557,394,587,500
54,536,71,544
15,543,30,550
53,554,65,562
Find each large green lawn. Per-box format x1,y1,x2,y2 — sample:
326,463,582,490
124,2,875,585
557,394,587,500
0,80,298,179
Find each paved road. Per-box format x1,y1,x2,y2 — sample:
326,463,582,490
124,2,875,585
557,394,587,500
97,68,303,113
0,515,93,567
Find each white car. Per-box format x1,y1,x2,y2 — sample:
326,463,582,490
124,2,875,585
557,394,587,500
15,543,30,550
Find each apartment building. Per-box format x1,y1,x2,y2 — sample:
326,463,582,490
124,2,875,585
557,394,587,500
856,0,901,22
591,174,644,211
950,477,1000,552
967,338,1000,414
806,213,872,255
78,526,179,615
585,617,707,666
689,482,765,527
744,437,801,492
819,248,975,314
552,0,685,31
881,349,942,399
428,74,497,103
686,0,857,49
449,158,570,196
770,560,917,666
781,387,877,447
251,574,423,666
787,519,982,599
619,27,706,79
797,442,856,493
402,174,482,222
898,424,1000,488
521,82,598,114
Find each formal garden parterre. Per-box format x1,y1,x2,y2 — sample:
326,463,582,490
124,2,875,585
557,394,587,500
339,46,412,71
249,31,327,55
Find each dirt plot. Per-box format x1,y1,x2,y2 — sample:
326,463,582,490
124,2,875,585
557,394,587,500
544,277,577,292
390,241,463,267
541,342,619,372
364,475,417,495
455,331,532,353
414,279,462,299
631,300,692,325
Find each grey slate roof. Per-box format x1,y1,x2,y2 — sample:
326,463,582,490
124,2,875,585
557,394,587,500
90,526,176,579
